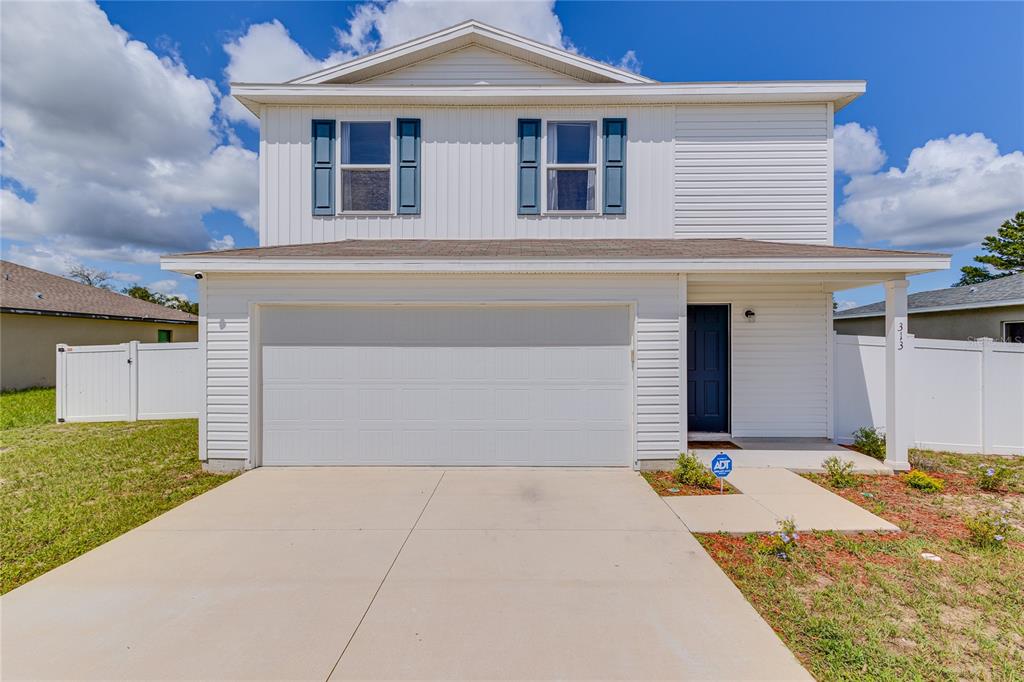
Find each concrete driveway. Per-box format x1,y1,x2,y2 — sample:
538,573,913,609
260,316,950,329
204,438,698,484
2,468,809,681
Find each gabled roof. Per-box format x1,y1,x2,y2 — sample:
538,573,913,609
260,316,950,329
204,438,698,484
836,272,1024,318
287,20,654,86
0,260,197,324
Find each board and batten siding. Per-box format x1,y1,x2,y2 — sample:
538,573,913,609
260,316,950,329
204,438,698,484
357,45,585,86
689,281,831,437
260,102,834,247
674,104,833,244
260,105,675,244
202,273,683,465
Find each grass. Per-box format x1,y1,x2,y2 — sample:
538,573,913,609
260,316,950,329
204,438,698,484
0,389,236,594
1,387,56,429
698,450,1024,681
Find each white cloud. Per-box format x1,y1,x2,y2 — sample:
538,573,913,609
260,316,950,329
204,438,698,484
834,122,887,175
148,279,179,295
208,234,236,251
0,1,258,265
3,244,78,277
617,50,641,74
834,299,859,312
838,132,1024,250
111,271,143,284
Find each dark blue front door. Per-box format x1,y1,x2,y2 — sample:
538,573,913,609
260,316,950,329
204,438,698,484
688,305,729,432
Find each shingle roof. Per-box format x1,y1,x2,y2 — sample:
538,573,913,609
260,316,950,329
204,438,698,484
835,272,1024,318
172,238,943,261
0,260,197,323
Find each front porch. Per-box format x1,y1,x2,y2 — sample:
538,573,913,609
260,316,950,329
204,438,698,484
692,438,893,474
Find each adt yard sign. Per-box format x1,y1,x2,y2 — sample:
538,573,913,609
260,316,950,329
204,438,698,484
711,453,733,478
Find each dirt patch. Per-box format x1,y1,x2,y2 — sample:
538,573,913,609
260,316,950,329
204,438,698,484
641,470,737,496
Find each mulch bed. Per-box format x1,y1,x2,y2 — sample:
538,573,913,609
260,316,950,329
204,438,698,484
642,470,737,496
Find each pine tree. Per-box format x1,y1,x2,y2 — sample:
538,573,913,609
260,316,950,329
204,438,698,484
955,211,1024,286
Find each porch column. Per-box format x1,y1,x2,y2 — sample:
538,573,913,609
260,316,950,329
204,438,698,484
679,274,688,455
884,278,912,470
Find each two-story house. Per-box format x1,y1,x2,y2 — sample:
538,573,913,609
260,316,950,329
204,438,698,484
163,21,948,473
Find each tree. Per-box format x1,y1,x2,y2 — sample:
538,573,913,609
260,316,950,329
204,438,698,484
67,264,112,290
122,285,199,315
955,211,1024,286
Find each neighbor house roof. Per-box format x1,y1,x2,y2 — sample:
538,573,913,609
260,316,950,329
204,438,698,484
835,272,1024,319
0,260,197,324
163,238,948,275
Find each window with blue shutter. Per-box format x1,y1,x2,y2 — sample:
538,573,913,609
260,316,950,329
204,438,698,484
602,118,626,214
311,119,335,215
396,118,421,214
517,119,541,215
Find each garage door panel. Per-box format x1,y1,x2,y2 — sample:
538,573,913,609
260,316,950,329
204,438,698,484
261,306,632,466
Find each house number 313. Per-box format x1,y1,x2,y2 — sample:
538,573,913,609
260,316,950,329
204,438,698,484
897,322,904,351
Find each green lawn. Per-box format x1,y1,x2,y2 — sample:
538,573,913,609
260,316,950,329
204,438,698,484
0,386,57,429
700,450,1024,681
0,388,236,594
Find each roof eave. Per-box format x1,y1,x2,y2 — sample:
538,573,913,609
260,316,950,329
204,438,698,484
163,254,949,276
230,81,866,113
836,297,1024,319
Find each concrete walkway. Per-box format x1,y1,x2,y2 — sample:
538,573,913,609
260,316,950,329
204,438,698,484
1,468,810,681
665,468,900,534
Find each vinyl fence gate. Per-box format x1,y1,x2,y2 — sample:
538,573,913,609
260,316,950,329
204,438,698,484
55,341,201,423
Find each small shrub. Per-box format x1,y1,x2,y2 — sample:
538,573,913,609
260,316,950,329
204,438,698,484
903,470,944,493
763,517,800,561
976,464,1015,492
822,456,858,488
673,451,719,489
964,512,1014,549
852,426,886,461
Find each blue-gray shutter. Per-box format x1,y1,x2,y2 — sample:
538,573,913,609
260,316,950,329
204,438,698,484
603,118,626,214
396,118,421,214
311,120,335,215
517,119,541,215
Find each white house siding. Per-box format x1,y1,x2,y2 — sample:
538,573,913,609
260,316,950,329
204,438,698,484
688,280,831,437
357,45,585,86
202,273,682,466
260,102,835,247
260,105,675,245
674,104,833,244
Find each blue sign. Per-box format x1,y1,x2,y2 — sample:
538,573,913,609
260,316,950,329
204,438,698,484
710,453,733,478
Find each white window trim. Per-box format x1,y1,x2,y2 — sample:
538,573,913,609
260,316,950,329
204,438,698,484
1002,320,1024,343
336,119,396,216
542,119,601,215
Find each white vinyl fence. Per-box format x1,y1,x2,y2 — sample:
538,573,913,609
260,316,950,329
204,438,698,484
56,341,201,423
834,334,1024,456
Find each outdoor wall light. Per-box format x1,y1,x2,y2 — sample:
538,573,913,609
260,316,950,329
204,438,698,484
744,309,756,323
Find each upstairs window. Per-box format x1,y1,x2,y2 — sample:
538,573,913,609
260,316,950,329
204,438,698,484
340,122,391,212
546,121,596,212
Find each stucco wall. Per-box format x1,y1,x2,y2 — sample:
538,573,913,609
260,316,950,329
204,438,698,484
1,313,197,390
834,304,1024,342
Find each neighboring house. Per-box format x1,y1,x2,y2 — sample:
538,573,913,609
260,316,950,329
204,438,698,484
0,260,197,390
835,273,1024,342
162,21,949,472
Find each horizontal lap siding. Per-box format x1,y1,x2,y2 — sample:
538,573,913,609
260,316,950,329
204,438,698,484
689,282,830,437
203,274,681,464
261,105,675,245
674,104,831,244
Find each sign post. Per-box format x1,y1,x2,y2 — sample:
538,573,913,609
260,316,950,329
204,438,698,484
710,453,733,493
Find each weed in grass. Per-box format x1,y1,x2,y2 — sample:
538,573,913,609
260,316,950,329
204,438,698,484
822,456,858,488
903,469,944,493
852,426,886,461
762,517,800,561
673,451,718,489
964,512,1014,550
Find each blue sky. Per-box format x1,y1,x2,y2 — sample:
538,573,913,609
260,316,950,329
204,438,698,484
2,1,1021,305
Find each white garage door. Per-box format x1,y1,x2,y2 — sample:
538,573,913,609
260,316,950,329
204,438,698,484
260,305,633,466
